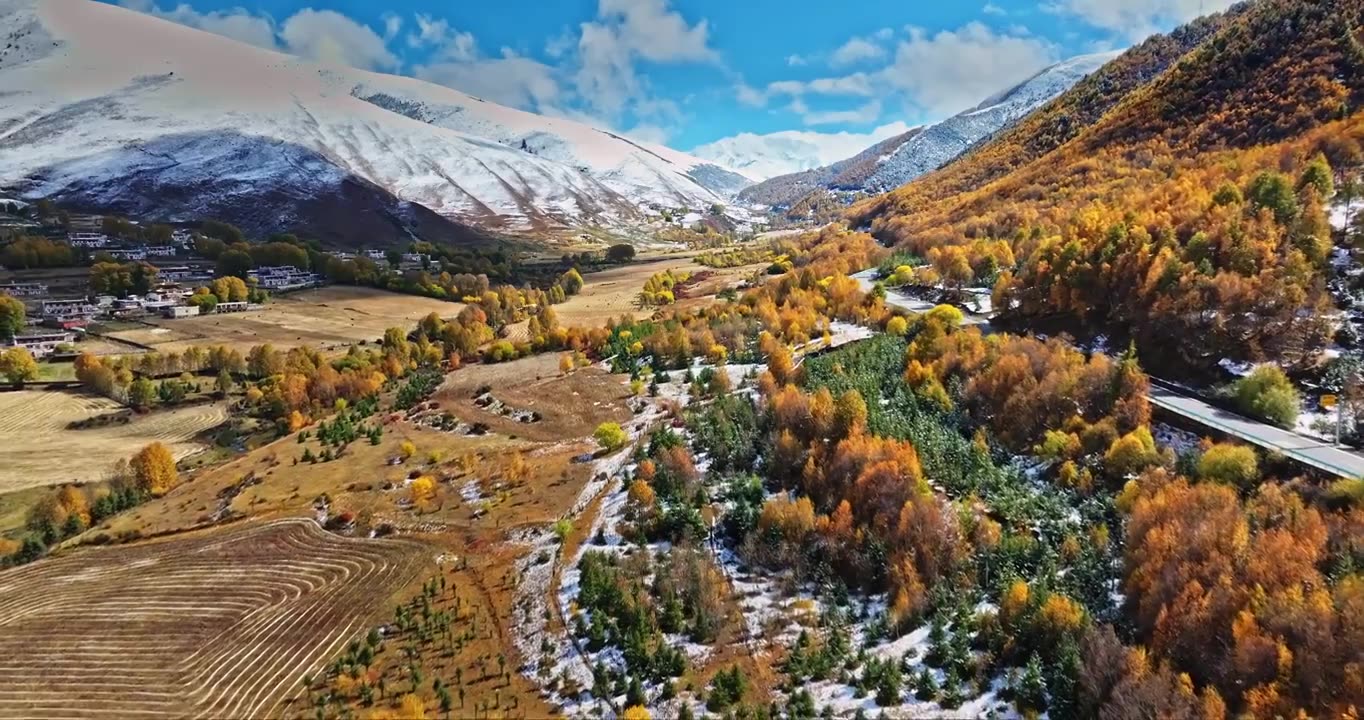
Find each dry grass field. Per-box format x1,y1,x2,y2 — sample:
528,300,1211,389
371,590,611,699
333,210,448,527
74,361,636,718
105,287,465,354
505,257,763,338
0,391,228,493
0,518,428,720
432,353,633,443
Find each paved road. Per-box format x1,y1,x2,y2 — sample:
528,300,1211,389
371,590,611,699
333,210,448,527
1148,384,1364,478
855,268,1364,478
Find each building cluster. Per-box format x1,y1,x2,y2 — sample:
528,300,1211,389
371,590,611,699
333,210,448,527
249,265,321,291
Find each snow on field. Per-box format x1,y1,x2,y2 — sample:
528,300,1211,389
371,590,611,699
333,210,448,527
1332,198,1361,232
1218,358,1255,377
1153,423,1202,456
1295,406,1340,443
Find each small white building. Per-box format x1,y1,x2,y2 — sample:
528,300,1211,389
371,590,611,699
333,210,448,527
250,265,320,290
0,282,48,297
162,305,200,319
41,299,97,320
8,331,74,359
67,232,109,248
215,301,250,313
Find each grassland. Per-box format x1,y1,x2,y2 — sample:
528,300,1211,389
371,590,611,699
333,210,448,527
104,287,465,355
0,391,228,493
504,256,762,341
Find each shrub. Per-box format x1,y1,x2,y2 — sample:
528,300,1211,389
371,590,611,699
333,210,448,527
1233,365,1300,428
1196,443,1259,489
594,422,627,452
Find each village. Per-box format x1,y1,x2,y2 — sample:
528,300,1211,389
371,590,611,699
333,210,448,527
0,202,444,361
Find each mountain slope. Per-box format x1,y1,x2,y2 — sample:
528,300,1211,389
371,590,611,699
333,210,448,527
0,0,751,246
739,53,1117,212
849,0,1363,372
849,7,1243,219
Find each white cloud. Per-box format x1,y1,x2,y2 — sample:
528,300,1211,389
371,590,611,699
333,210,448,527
407,13,450,49
690,121,913,180
382,13,402,42
786,54,808,67
830,37,886,68
801,99,883,127
279,9,399,70
122,2,400,71
983,3,1008,15
1046,0,1238,40
572,0,718,122
764,72,875,99
735,82,768,107
885,22,1056,117
595,0,718,63
119,1,277,50
415,48,561,110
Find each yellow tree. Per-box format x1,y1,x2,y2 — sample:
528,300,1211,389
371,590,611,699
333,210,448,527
0,347,38,386
131,442,179,495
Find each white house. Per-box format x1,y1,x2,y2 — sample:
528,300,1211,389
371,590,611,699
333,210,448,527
162,305,200,319
250,265,320,290
8,331,74,359
41,299,97,320
0,282,47,297
67,232,109,248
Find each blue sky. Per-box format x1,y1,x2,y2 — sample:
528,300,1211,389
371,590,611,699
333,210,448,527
115,0,1236,152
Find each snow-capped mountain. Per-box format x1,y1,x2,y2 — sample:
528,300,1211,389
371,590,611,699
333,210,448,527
740,52,1119,209
0,0,752,245
690,124,913,182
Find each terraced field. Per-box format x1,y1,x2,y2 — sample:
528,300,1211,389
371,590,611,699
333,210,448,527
0,519,428,719
0,391,230,492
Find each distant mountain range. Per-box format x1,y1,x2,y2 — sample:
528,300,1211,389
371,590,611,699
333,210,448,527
735,53,1118,213
0,0,753,247
689,124,913,184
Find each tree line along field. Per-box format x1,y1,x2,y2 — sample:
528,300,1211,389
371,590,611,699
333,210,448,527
103,286,467,355
0,518,429,720
500,255,764,343
0,391,229,493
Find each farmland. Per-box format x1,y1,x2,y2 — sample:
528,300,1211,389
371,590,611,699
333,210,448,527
70,357,635,718
0,518,428,720
103,287,465,355
505,257,762,341
0,391,228,493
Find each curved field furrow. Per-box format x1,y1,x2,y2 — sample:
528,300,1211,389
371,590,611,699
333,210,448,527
0,519,428,719
0,392,231,493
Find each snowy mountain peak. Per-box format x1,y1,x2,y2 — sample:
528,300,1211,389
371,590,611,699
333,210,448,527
691,123,915,182
0,0,751,244
738,53,1117,209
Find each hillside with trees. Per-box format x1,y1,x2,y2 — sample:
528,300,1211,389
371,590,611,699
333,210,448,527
850,0,1363,372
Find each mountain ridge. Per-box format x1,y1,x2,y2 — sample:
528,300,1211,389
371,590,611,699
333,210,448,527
0,0,754,246
735,52,1117,215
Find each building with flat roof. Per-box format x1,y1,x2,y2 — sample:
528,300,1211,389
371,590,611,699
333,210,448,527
8,330,75,358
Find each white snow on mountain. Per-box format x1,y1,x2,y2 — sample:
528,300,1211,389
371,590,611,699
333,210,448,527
738,52,1117,208
691,123,913,182
859,51,1119,192
0,0,752,237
